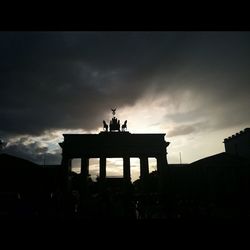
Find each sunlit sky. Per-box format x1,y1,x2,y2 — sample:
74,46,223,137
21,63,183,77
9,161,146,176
1,31,250,181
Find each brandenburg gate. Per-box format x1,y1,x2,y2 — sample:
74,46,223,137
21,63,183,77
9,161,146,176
59,109,170,183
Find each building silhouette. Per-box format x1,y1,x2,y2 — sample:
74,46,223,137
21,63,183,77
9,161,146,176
1,124,250,219
224,128,250,159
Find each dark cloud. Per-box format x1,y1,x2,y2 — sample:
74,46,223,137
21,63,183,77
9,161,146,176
2,137,61,165
0,31,250,140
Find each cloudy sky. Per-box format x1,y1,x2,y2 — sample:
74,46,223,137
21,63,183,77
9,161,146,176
1,31,250,180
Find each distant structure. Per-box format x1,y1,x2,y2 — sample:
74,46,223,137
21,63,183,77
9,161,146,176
59,109,170,187
224,128,250,159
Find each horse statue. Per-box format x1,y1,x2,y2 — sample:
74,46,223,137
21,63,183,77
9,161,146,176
122,120,127,131
103,120,108,131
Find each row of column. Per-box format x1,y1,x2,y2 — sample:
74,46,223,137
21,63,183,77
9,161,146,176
79,155,167,181
62,155,167,181
80,156,132,180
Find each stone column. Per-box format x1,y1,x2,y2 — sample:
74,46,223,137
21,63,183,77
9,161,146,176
61,157,72,181
140,156,149,179
156,154,168,174
156,154,168,195
100,157,106,180
80,157,89,203
61,157,72,213
81,157,89,178
123,157,131,181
